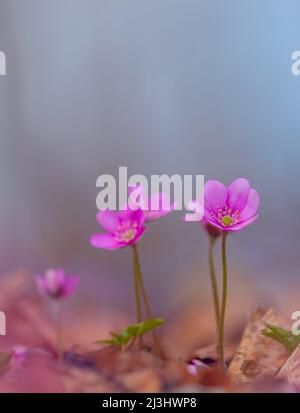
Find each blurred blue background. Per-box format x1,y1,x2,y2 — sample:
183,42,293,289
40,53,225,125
0,0,300,318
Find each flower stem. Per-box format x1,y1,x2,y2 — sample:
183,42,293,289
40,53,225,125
208,237,220,352
219,232,228,374
55,301,64,362
132,246,142,350
132,244,161,357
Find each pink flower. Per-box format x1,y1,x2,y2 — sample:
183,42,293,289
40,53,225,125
90,208,146,250
128,185,174,222
35,269,79,299
203,178,260,232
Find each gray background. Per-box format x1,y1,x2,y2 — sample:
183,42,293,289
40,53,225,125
0,0,299,317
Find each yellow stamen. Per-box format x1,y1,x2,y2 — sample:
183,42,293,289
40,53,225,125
221,215,233,226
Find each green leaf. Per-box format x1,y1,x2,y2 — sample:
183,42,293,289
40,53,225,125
95,332,125,346
96,318,165,348
97,338,120,346
262,324,300,353
126,318,165,336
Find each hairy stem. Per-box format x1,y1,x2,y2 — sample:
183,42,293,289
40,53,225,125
219,233,228,374
55,301,64,362
208,237,220,354
132,246,142,349
132,244,161,357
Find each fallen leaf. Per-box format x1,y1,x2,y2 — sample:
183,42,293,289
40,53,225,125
276,344,300,389
228,308,289,383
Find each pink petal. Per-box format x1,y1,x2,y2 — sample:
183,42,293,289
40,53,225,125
144,210,170,221
44,269,65,295
239,189,260,221
90,233,121,250
131,226,146,245
145,193,174,221
226,215,258,231
96,210,120,232
12,345,29,361
61,276,80,298
118,207,145,226
52,268,65,286
149,192,171,210
227,178,250,211
204,180,227,212
203,214,225,231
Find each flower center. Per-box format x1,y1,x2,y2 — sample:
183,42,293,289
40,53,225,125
114,220,138,243
221,215,233,226
210,206,240,227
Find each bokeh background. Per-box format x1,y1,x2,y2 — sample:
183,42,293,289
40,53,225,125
0,0,300,335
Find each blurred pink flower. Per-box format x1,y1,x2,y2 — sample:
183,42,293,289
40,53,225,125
90,208,146,250
204,178,260,232
35,269,79,300
12,345,28,361
186,358,211,376
128,185,174,222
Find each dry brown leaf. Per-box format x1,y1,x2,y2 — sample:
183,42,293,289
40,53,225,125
0,352,11,377
276,343,300,389
89,347,193,392
228,308,290,383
